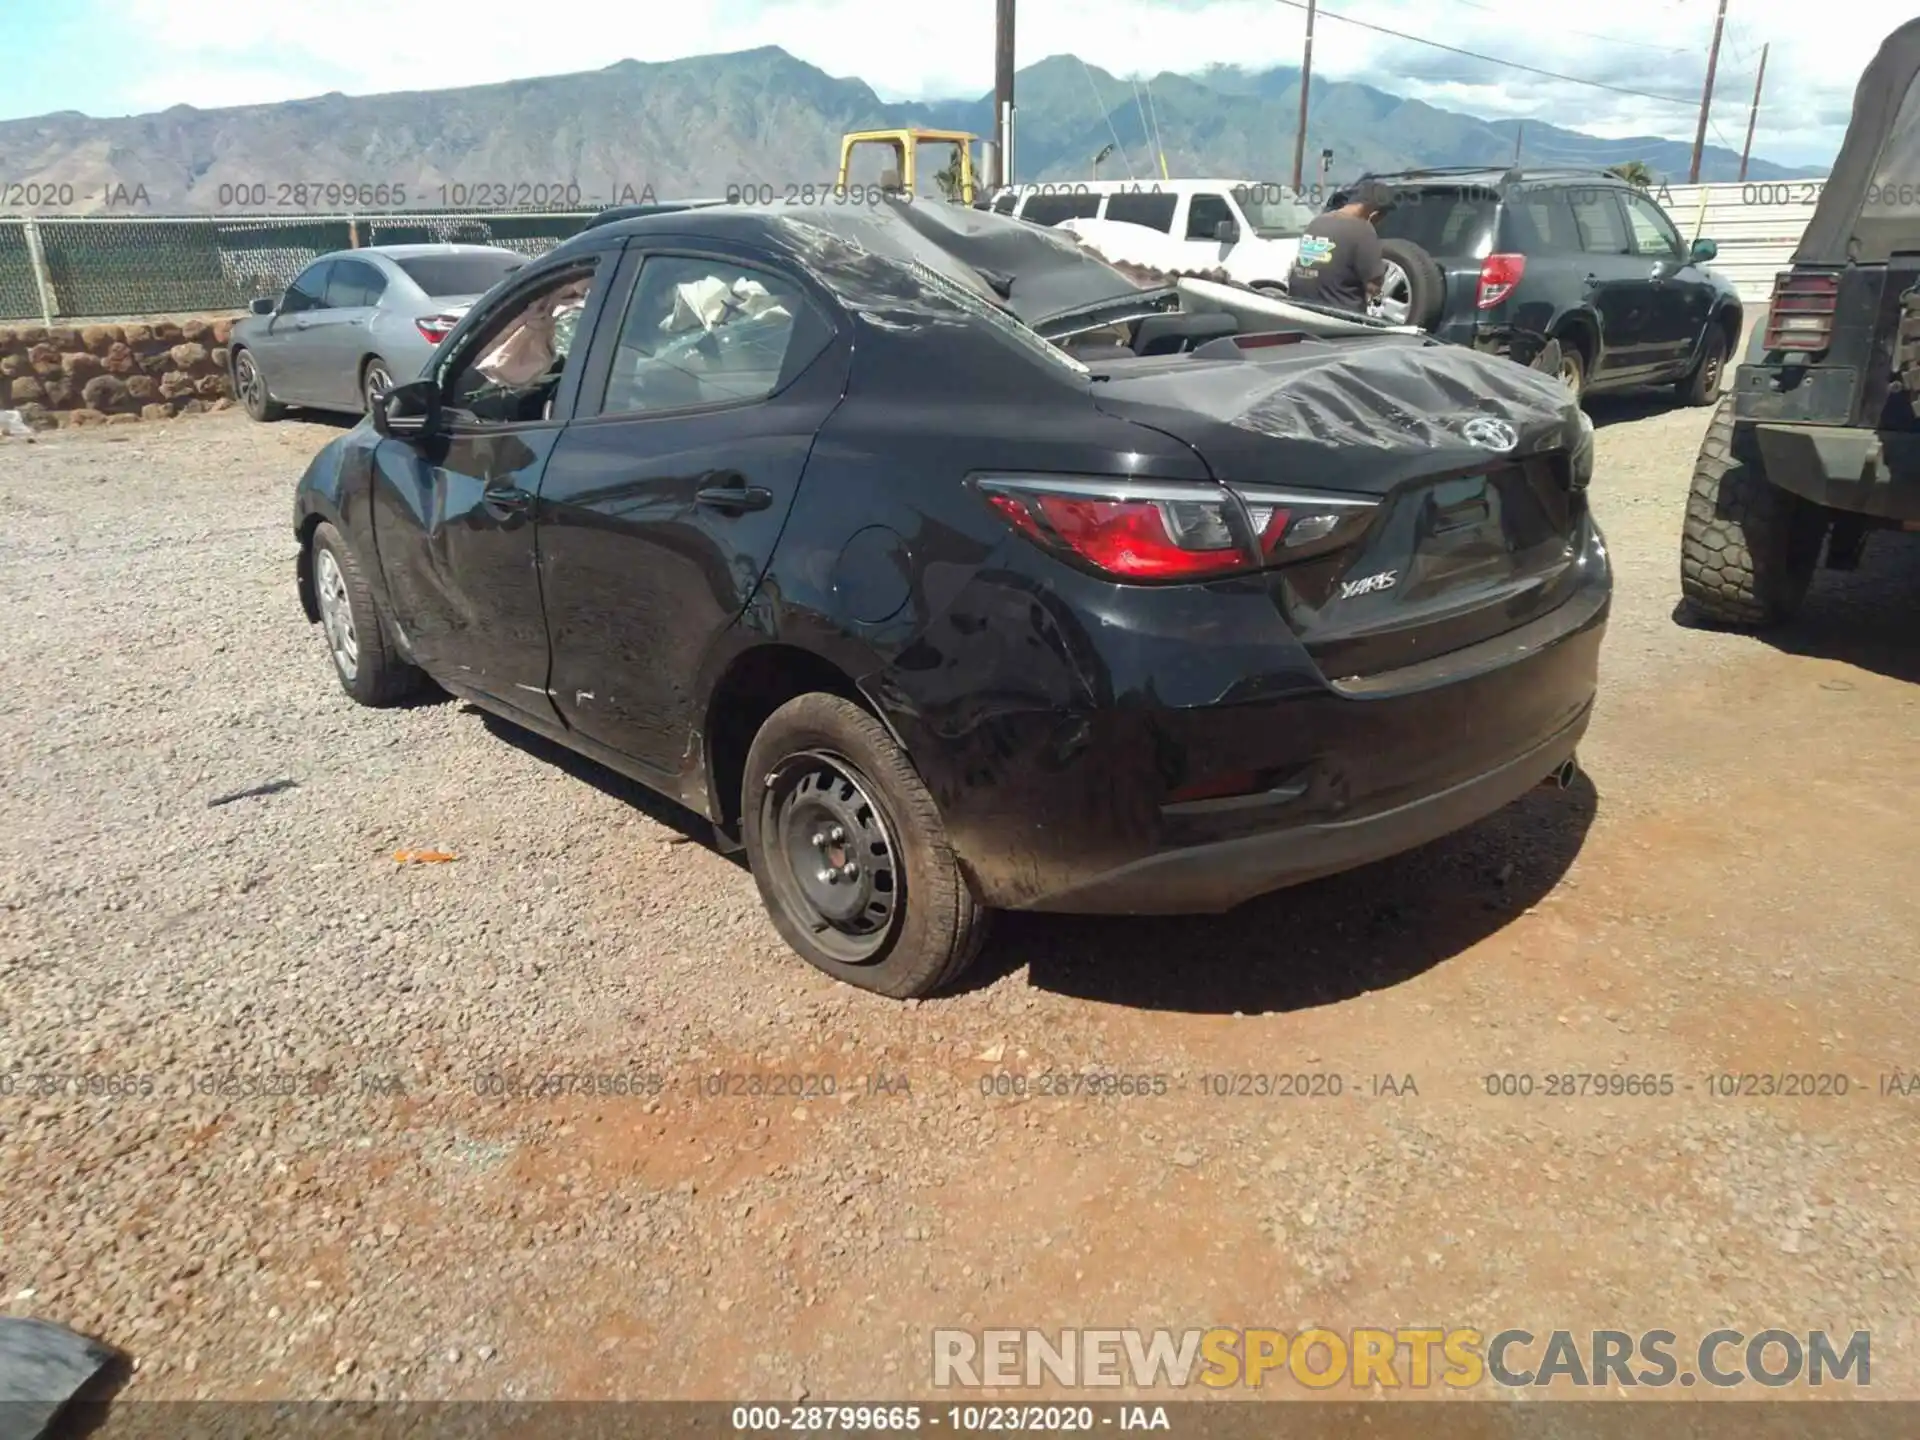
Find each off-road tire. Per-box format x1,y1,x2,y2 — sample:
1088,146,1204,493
742,694,991,999
310,522,429,705
1677,324,1730,407
1679,398,1827,628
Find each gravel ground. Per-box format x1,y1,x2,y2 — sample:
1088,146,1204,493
1,390,1917,1410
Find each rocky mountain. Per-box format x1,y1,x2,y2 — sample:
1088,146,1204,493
0,45,1822,215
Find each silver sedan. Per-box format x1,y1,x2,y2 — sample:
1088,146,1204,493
228,244,528,421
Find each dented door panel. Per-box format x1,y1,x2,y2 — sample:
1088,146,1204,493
369,425,562,725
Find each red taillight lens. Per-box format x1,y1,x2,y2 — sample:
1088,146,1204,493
1477,253,1527,309
415,314,458,344
978,478,1250,581
1764,270,1840,352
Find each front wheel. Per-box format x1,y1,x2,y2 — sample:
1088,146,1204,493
742,694,992,998
1679,397,1827,627
233,348,285,422
310,522,429,705
1676,326,1729,407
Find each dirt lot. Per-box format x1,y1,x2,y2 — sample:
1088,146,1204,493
2,392,1918,1409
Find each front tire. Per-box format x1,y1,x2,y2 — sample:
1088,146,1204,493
1679,397,1827,627
1677,325,1730,407
233,348,285,422
742,694,991,998
310,522,428,705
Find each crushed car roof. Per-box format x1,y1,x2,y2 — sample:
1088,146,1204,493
573,198,1154,327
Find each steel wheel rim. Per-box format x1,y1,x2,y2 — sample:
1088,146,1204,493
236,352,264,412
1559,351,1583,392
364,363,392,412
1370,260,1412,324
760,749,902,965
314,547,358,681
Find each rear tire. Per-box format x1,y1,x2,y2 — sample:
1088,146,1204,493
1679,397,1827,628
742,694,992,999
1552,330,1590,398
1377,238,1446,330
310,521,428,705
1677,325,1730,407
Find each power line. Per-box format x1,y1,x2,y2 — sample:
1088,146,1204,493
1269,0,1700,107
1437,0,1693,55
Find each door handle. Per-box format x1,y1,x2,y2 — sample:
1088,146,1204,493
482,486,532,516
695,473,774,513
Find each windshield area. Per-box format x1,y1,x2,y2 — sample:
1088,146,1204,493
1230,184,1318,237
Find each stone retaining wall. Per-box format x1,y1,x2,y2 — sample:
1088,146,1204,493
0,317,241,429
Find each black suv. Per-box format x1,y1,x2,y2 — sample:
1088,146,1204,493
1680,18,1920,627
1333,167,1743,405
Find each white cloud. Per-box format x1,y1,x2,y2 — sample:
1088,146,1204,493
106,0,1919,166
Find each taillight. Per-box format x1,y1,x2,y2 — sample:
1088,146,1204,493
415,314,459,344
975,475,1379,581
978,476,1249,581
1764,269,1840,352
1477,253,1527,309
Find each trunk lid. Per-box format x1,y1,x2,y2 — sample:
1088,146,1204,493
1092,334,1592,679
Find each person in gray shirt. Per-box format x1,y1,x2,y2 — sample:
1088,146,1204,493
1286,181,1397,313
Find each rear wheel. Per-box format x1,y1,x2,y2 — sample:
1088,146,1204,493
1552,332,1589,398
233,348,284,422
742,694,991,998
361,358,395,415
310,522,428,705
1679,397,1827,627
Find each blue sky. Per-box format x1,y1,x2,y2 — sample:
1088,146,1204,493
1,0,1907,167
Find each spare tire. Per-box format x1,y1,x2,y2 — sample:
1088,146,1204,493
1377,238,1446,330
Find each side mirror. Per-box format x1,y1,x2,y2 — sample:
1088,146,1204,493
371,378,439,441
250,296,276,316
1214,220,1241,244
1691,238,1718,263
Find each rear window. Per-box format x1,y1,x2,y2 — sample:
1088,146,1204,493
1103,191,1177,231
1500,187,1582,253
1020,192,1102,226
395,252,527,298
1374,189,1496,256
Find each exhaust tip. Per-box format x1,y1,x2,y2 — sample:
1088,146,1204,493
1544,757,1579,790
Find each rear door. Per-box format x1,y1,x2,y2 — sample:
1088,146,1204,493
1568,186,1658,379
311,257,386,408
534,243,849,775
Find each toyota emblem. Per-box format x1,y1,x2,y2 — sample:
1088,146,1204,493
1461,417,1519,452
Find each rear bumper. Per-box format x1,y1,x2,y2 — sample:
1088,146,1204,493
878,518,1609,915
1030,695,1588,914
1736,415,1920,521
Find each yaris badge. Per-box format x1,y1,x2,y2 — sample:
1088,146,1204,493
1461,417,1519,451
1339,570,1398,599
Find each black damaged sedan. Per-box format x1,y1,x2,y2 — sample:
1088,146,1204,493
293,197,1608,997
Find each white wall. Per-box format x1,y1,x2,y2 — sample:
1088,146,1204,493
1658,180,1825,303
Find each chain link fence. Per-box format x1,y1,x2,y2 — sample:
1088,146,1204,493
0,213,596,322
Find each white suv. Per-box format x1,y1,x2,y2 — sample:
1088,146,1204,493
987,179,1315,293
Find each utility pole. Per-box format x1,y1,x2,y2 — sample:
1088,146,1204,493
1738,42,1769,182
1513,123,1524,166
994,0,1016,190
1290,0,1317,193
1688,0,1728,184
